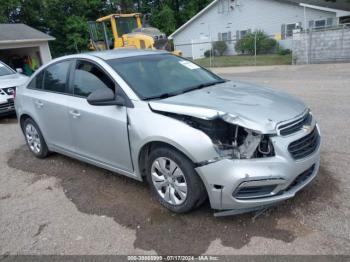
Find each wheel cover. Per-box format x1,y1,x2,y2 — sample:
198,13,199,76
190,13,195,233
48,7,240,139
151,157,188,205
25,123,41,154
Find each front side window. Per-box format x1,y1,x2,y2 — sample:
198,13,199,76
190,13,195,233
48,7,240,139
0,62,15,76
73,60,114,98
107,54,224,100
43,61,71,93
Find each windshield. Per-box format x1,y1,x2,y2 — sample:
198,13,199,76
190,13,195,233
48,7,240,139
0,62,15,76
107,54,223,100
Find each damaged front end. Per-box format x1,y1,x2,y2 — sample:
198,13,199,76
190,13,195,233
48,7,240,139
153,112,275,164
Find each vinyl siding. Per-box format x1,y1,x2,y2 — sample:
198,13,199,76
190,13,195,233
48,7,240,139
173,0,337,58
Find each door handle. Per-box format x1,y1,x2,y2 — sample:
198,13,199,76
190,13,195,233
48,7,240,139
35,100,44,108
69,110,81,118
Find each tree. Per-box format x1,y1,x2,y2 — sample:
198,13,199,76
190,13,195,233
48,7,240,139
213,41,227,56
150,4,176,35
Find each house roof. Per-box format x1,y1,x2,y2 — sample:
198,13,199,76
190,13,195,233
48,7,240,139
286,0,350,11
0,24,55,44
169,0,350,39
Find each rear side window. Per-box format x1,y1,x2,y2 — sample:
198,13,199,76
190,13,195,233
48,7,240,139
43,61,71,93
27,71,44,89
73,60,114,98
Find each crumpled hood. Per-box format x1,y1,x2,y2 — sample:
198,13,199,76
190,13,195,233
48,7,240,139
149,81,307,133
0,73,29,88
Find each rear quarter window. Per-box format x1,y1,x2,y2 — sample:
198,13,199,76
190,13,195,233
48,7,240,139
27,71,44,90
43,61,71,93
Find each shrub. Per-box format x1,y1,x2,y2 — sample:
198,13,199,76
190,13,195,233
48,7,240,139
213,41,227,56
204,50,212,58
277,48,291,55
235,30,277,55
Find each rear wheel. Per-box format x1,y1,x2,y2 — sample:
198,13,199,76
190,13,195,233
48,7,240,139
23,118,49,158
146,146,206,213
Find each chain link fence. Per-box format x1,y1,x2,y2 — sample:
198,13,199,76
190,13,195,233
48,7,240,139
174,33,292,68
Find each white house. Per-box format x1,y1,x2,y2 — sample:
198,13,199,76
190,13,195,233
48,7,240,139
169,0,350,59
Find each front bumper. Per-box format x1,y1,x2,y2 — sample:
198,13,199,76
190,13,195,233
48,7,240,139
0,98,15,116
195,124,321,212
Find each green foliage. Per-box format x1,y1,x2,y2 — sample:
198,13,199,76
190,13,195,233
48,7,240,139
213,41,227,56
63,16,89,53
204,50,211,58
0,0,20,23
277,47,291,56
150,5,176,36
235,30,277,55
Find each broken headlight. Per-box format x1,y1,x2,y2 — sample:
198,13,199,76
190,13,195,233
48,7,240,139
161,113,275,160
166,114,274,160
213,127,275,159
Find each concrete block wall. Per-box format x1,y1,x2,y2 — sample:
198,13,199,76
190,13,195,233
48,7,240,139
293,27,350,64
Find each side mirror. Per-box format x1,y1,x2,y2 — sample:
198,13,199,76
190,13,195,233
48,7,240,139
87,88,125,106
16,68,23,74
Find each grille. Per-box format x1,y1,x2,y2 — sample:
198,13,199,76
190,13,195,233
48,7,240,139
278,112,312,136
1,86,16,95
288,127,320,160
285,164,315,192
0,99,15,112
234,185,277,199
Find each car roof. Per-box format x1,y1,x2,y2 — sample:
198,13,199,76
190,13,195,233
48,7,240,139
88,48,169,61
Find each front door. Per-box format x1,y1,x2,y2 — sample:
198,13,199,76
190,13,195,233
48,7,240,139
68,60,133,173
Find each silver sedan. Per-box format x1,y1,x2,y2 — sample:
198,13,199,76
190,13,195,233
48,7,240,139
15,49,321,216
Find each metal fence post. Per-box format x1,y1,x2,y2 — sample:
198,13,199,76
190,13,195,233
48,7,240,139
308,28,313,64
254,31,257,66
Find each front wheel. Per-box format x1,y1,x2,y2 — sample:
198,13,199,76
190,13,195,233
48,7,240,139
146,146,206,213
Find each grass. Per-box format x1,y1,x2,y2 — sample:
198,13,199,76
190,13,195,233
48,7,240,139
194,54,292,68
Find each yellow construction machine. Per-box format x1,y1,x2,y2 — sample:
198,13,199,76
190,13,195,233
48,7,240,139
88,13,181,55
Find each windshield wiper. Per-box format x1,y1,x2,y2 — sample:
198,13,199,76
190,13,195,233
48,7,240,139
179,80,227,95
143,93,175,101
144,80,226,101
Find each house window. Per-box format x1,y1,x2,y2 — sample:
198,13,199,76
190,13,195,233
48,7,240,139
235,29,251,40
218,32,232,41
286,23,297,37
240,30,248,38
309,18,334,29
315,20,326,28
222,32,229,41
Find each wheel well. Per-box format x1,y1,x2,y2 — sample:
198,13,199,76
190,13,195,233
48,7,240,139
138,141,192,178
19,114,32,131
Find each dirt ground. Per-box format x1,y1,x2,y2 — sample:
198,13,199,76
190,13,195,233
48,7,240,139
0,63,349,255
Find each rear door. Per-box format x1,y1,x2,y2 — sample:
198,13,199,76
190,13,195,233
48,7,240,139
32,60,74,151
68,59,133,173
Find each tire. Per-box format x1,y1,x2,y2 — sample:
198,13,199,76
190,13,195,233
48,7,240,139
146,146,207,213
22,118,49,158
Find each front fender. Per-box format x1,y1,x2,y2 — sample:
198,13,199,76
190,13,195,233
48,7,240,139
127,103,219,178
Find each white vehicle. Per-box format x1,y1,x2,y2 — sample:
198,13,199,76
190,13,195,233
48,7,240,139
0,61,29,116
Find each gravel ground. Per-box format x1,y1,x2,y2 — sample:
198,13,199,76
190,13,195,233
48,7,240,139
0,63,349,255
